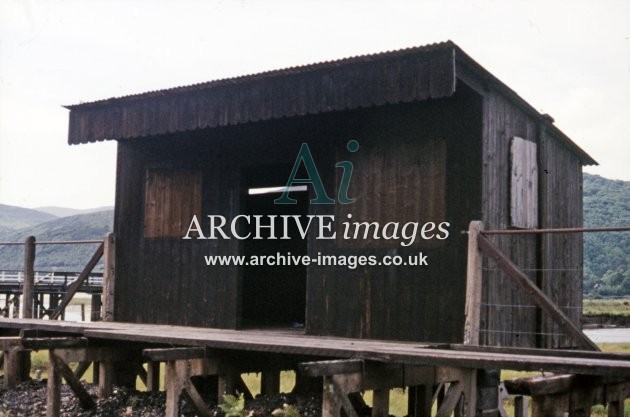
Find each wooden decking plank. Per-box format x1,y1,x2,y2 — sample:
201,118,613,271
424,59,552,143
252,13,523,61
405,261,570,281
1,318,630,377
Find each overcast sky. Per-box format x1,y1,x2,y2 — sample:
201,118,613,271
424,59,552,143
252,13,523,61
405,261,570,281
0,0,628,209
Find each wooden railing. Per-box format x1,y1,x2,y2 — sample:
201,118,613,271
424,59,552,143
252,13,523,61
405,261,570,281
0,233,115,321
464,221,630,351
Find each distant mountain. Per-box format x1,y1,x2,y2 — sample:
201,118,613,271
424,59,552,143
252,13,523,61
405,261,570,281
583,173,630,297
35,206,114,218
0,204,57,230
0,210,113,271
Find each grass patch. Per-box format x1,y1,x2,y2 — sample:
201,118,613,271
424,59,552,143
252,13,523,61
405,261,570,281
584,298,630,316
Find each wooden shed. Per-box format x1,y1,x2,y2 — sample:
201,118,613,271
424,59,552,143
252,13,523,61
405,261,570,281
65,41,596,348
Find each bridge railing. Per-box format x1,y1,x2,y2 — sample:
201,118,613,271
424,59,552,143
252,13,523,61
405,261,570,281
0,234,114,321
0,270,103,287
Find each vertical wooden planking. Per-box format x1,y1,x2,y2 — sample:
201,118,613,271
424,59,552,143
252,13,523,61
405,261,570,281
538,126,584,348
481,91,539,347
510,137,538,229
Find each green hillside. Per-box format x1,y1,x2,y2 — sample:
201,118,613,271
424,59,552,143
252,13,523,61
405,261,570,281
0,204,57,229
583,173,630,297
0,210,113,272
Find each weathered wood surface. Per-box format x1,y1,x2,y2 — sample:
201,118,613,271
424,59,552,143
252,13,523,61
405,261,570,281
67,43,457,145
50,242,104,320
510,137,538,229
477,234,599,351
102,232,115,322
480,90,540,348
504,374,575,395
22,236,36,319
0,318,628,376
144,170,202,238
143,347,207,361
464,221,483,345
21,337,88,349
538,124,586,349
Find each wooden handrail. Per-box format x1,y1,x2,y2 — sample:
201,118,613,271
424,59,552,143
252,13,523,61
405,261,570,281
49,242,104,320
479,226,630,235
477,233,600,351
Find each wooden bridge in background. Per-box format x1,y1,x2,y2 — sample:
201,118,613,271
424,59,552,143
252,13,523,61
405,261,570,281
0,236,108,321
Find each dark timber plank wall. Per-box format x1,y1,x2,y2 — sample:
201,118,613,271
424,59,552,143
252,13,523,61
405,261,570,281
114,89,482,343
538,126,584,348
480,90,539,347
307,86,482,343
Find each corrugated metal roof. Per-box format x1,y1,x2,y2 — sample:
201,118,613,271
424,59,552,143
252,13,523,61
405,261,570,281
65,41,456,110
65,40,596,165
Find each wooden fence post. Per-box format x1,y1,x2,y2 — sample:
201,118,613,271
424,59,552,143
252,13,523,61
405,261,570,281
91,294,102,321
464,221,483,345
22,236,36,319
102,233,115,322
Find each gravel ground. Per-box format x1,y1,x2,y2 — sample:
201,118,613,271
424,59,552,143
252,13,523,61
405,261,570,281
0,380,324,417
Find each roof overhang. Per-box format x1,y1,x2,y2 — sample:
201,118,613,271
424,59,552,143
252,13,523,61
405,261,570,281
65,40,596,166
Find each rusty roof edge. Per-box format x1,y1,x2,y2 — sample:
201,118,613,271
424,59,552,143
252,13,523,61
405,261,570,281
453,46,597,166
63,40,458,110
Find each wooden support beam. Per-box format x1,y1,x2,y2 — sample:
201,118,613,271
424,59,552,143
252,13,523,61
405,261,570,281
0,336,21,350
53,346,126,363
531,393,569,417
436,382,463,417
47,350,61,417
372,388,390,417
503,374,576,395
90,294,101,322
74,361,91,380
218,370,238,397
183,381,212,417
4,346,20,389
99,360,114,397
52,352,95,409
513,396,528,417
464,221,483,345
165,361,183,417
606,383,625,417
92,361,100,385
261,370,280,395
164,359,213,417
146,361,160,392
22,236,35,319
236,375,254,400
322,376,360,417
408,385,433,417
50,242,104,320
102,233,115,321
569,386,594,417
144,347,207,362
3,346,30,389
21,337,88,350
477,234,600,351
137,362,148,386
299,359,364,377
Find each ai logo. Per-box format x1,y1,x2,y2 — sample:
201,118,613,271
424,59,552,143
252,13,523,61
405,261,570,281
274,140,359,205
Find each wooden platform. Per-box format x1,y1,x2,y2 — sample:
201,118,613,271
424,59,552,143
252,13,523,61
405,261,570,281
1,318,630,377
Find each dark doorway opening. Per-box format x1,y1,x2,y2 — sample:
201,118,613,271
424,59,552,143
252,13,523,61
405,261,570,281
241,165,308,328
